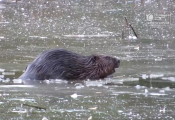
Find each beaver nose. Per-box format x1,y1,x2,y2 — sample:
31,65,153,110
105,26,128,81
114,58,120,68
118,60,120,64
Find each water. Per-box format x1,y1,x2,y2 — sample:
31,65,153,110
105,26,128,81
0,0,175,119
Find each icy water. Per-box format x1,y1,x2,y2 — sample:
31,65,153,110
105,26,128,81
0,0,175,119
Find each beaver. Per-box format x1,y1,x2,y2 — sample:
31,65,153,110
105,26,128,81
19,49,120,80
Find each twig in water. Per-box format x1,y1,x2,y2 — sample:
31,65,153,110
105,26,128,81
124,17,129,26
122,30,125,39
123,17,138,39
129,24,138,38
23,103,46,110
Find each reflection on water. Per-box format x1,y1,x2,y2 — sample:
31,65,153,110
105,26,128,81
0,0,175,119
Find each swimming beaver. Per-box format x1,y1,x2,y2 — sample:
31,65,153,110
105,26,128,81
19,49,120,80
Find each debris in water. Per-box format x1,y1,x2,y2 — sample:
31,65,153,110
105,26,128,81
129,24,138,39
71,93,78,99
89,107,97,110
159,106,166,113
42,117,49,120
23,103,46,110
88,116,92,120
134,46,140,50
122,17,138,40
145,89,148,94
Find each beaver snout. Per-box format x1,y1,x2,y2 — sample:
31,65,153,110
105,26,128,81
117,59,120,64
114,58,120,68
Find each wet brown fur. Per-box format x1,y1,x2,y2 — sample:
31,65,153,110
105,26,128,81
19,49,120,80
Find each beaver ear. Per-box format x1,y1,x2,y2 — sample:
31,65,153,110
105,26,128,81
91,55,100,62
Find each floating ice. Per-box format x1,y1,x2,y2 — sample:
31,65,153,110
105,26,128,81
134,46,139,50
161,77,175,81
44,80,50,84
8,98,35,102
88,116,92,120
155,57,162,61
70,93,81,99
13,79,23,83
2,72,15,75
11,109,27,113
149,93,166,96
150,74,164,79
85,80,106,87
142,74,149,79
75,85,84,89
135,85,146,89
29,36,47,39
128,35,137,40
163,87,171,91
0,22,9,24
145,89,148,94
89,107,97,110
159,89,165,93
42,117,49,120
0,75,4,78
118,110,123,113
0,36,4,39
0,68,5,72
0,102,4,104
159,106,166,113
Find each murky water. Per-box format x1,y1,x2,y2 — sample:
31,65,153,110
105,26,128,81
0,0,175,119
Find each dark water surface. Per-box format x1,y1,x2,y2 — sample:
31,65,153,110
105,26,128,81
0,0,175,119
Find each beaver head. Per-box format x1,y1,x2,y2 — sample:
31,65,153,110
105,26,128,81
78,55,120,80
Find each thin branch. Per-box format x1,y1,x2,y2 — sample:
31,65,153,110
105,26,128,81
23,103,46,110
129,24,138,38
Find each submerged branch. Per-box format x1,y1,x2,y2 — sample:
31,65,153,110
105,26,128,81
23,103,46,110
